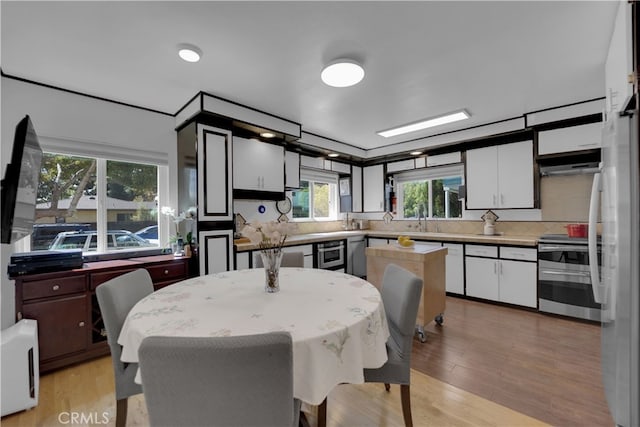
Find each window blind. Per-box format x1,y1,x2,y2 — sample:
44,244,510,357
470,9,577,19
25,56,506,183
394,163,464,183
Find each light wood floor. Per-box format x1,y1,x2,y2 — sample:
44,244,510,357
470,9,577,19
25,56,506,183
412,296,614,427
1,354,546,427
1,296,612,426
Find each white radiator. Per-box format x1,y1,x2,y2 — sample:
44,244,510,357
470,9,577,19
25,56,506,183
1,319,39,417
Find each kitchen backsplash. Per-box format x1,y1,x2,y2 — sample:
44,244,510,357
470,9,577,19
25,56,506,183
366,219,588,236
540,174,595,222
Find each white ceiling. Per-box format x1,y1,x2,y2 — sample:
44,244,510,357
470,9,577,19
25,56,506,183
1,1,619,153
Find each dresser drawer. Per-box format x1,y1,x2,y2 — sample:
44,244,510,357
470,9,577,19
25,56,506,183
90,269,136,291
22,275,86,301
146,262,188,283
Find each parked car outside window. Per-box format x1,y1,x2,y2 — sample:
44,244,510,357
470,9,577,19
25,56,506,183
49,230,154,252
31,223,92,250
134,225,158,245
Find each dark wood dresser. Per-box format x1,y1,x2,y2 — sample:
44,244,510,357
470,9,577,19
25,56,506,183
12,254,190,373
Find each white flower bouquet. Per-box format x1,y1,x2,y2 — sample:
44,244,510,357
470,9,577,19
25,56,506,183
160,206,187,240
242,220,297,253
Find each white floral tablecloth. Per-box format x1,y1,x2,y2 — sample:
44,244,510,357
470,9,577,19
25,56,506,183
118,267,390,405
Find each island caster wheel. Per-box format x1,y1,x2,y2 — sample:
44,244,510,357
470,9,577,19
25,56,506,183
415,325,427,343
435,314,444,326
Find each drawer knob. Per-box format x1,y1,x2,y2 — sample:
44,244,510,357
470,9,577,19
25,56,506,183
164,269,169,275
52,285,60,291
78,321,85,327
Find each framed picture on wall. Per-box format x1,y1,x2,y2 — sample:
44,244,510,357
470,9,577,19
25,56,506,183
339,177,351,196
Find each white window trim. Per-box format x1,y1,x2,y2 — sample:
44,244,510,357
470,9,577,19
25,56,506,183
16,147,169,254
291,168,339,222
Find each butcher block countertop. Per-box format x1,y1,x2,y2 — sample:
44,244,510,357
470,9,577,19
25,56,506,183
234,229,538,251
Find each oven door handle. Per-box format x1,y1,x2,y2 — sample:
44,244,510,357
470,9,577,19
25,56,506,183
539,245,589,252
540,270,592,277
318,246,344,254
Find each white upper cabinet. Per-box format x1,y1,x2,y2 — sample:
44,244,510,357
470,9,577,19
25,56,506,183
285,151,300,188
351,166,363,212
386,159,415,173
330,161,351,174
538,122,602,155
363,164,385,212
233,137,284,192
466,140,534,209
197,125,233,221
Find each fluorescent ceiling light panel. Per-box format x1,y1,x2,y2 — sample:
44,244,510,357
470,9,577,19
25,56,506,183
321,59,365,87
377,110,470,138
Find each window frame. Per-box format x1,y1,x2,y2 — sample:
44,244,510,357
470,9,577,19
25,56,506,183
289,168,339,222
394,164,464,220
16,149,168,255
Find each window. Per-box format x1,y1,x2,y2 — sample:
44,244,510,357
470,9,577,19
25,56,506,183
291,169,338,220
395,164,464,219
30,152,161,253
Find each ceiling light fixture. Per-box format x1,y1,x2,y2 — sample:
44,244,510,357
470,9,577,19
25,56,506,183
260,132,276,138
177,43,202,63
321,59,365,88
410,151,423,156
327,153,340,158
377,110,470,138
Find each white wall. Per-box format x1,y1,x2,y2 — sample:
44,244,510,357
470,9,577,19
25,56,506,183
1,76,176,328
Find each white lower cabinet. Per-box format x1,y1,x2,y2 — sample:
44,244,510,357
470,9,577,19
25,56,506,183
498,259,537,307
250,244,314,268
465,257,500,301
465,245,537,308
236,251,250,270
367,237,390,247
199,230,234,275
442,243,464,294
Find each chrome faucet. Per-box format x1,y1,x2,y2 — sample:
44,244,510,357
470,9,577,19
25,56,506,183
343,212,350,230
417,211,426,232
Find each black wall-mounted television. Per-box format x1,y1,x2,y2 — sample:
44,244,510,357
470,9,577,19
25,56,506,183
1,115,43,244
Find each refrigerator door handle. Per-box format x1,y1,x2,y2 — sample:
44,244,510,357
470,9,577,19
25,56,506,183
588,172,603,304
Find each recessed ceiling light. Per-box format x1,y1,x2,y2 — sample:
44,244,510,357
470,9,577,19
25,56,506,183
260,132,276,138
327,153,340,158
178,43,202,63
410,151,423,156
321,59,365,88
377,110,471,138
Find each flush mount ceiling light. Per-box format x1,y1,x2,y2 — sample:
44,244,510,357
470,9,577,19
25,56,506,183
327,153,340,158
377,109,470,138
321,59,365,87
177,43,202,63
410,151,423,156
260,132,276,138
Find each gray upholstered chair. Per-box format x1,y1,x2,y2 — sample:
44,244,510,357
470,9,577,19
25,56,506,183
95,268,154,427
254,251,304,268
363,263,423,427
138,332,301,427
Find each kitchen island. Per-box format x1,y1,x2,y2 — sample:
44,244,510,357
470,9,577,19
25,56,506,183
366,242,448,342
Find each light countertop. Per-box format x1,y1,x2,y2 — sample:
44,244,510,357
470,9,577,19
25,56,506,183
234,229,538,252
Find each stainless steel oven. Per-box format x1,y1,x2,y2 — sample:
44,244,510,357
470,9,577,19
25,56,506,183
538,234,602,321
317,240,345,270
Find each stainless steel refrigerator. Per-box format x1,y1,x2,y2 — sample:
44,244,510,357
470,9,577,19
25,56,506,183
589,4,639,425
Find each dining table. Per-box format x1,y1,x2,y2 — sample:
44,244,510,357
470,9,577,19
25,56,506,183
118,267,390,413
